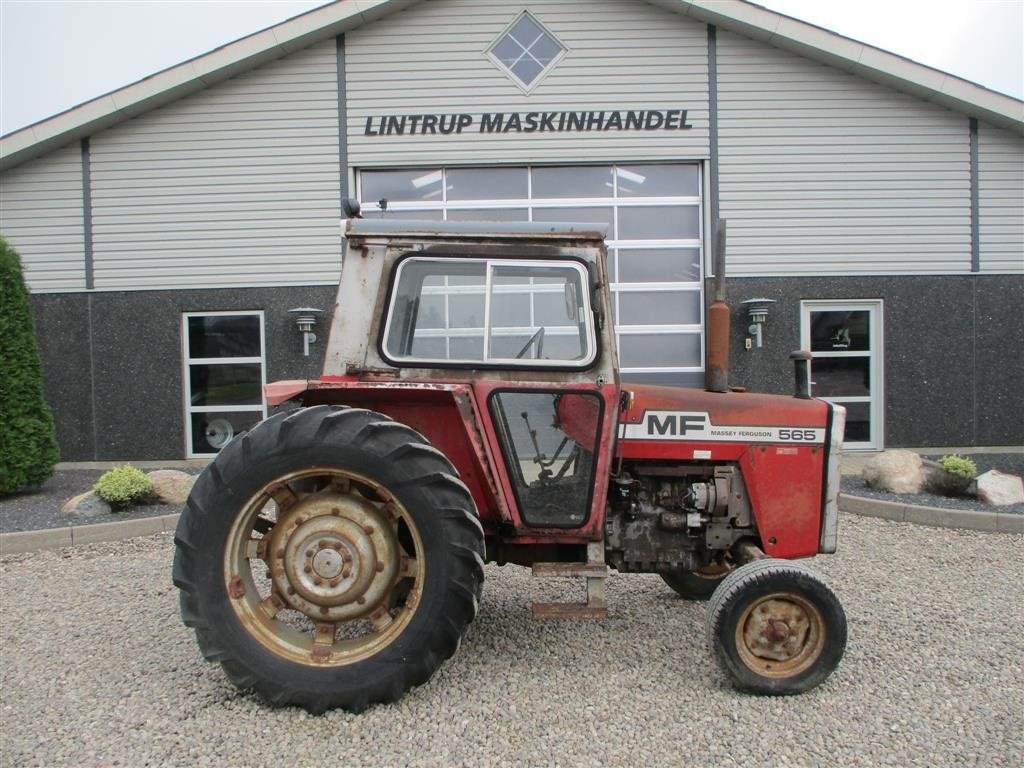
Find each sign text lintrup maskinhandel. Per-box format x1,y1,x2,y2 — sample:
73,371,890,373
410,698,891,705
364,109,693,136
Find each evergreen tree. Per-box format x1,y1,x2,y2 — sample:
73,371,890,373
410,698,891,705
0,236,59,493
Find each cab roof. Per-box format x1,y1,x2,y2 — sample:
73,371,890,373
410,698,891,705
345,218,608,242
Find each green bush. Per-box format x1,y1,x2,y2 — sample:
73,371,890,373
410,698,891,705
0,236,59,494
938,455,977,480
94,465,154,508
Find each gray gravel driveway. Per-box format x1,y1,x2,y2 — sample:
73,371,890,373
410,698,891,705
2,514,1022,767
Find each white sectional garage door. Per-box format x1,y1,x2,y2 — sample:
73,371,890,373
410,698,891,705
358,164,704,386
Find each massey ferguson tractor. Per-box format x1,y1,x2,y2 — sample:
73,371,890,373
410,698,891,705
173,206,848,713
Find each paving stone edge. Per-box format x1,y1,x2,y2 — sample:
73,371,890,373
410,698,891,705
839,494,1024,534
0,514,181,555
2,495,1021,556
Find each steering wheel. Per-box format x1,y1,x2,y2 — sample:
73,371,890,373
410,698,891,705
515,327,545,359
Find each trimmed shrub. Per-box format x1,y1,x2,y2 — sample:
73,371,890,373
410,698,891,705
938,455,977,479
929,454,978,497
94,465,154,508
0,236,59,494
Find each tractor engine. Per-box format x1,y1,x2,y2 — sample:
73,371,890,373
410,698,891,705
605,464,754,573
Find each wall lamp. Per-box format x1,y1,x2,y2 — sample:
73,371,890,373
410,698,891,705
288,307,323,357
741,298,777,349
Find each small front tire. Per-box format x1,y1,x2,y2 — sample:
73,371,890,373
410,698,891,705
706,559,846,695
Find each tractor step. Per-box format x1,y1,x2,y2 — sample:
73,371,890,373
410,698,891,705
531,546,608,620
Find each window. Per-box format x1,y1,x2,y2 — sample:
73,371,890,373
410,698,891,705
359,164,704,385
182,311,267,457
489,391,601,528
800,301,884,450
487,12,566,91
383,257,596,368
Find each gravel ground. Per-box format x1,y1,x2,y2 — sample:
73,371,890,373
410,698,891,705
842,453,1024,515
2,515,1021,767
0,469,190,534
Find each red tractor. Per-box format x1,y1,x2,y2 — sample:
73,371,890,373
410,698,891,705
173,210,847,713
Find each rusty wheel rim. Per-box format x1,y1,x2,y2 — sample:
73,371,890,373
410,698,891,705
735,592,825,679
224,468,425,666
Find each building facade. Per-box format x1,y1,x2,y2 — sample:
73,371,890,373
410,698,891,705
1,0,1022,461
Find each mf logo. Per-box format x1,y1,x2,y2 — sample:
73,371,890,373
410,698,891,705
647,412,707,436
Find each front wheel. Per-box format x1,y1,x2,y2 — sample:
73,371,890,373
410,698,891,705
172,406,485,713
706,559,846,695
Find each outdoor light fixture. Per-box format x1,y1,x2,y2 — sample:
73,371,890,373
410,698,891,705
288,307,323,357
741,298,777,349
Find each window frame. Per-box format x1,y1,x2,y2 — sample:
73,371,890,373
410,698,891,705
379,254,599,371
800,299,884,451
181,310,268,458
485,10,569,94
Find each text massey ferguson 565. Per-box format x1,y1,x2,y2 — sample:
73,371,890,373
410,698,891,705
174,209,847,712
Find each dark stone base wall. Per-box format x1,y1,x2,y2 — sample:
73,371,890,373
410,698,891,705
31,275,1024,459
722,275,1024,448
31,285,336,461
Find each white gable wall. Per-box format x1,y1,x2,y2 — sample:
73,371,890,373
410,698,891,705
717,29,972,277
0,143,85,291
978,123,1024,273
345,0,711,166
88,39,343,290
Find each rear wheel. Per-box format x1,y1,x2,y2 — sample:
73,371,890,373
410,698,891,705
707,559,846,695
172,406,484,713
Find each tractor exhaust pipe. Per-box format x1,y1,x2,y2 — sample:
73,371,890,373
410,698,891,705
706,220,730,393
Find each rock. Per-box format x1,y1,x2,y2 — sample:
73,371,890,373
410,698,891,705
976,470,1024,507
61,490,113,518
861,450,926,494
147,470,196,505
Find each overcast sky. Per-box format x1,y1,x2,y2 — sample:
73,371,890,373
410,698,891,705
1,0,1021,136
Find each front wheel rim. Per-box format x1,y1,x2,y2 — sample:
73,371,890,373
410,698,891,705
223,467,426,667
734,591,826,679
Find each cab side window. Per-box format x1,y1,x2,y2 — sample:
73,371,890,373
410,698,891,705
383,257,596,368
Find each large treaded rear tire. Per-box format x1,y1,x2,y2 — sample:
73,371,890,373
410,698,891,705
707,559,846,695
172,405,485,713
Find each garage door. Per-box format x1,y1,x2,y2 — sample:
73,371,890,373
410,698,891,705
358,164,705,387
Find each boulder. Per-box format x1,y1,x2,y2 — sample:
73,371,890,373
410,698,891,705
976,470,1024,507
861,450,926,494
147,470,197,506
61,490,113,518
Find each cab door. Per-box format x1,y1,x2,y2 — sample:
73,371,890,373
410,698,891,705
474,382,619,538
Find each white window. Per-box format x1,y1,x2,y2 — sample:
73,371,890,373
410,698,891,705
358,164,704,386
182,311,267,457
487,12,567,91
800,300,884,450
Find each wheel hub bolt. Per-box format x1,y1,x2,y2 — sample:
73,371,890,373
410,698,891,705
306,549,315,558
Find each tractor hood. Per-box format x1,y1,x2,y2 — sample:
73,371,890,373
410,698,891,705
618,384,830,446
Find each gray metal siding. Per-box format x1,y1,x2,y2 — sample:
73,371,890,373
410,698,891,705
345,0,710,166
717,30,972,277
89,40,342,290
0,143,85,291
977,123,1024,273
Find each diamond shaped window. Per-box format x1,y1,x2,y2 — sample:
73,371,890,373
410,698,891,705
488,12,566,91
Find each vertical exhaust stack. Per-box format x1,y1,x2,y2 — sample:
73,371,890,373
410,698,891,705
706,220,730,393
